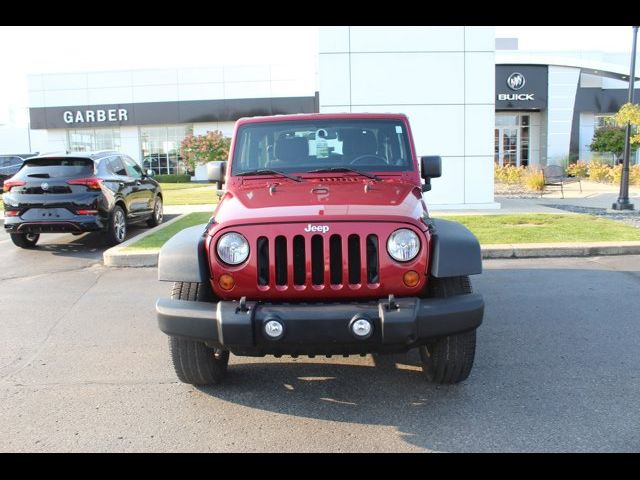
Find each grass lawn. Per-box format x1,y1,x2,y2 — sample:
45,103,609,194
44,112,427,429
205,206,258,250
124,212,212,251
159,183,213,191
161,184,219,205
438,214,640,244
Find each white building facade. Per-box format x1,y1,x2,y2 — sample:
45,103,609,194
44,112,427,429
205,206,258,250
25,65,317,175
495,49,640,168
4,27,639,208
318,26,498,209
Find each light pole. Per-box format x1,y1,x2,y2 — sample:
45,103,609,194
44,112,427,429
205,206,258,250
612,25,638,211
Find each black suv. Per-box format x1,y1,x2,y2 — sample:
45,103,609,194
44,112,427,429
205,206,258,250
0,153,38,187
2,150,163,248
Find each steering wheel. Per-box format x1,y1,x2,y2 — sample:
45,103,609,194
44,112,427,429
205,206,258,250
349,154,388,166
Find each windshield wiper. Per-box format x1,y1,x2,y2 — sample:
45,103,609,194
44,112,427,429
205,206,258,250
236,169,303,182
305,167,382,181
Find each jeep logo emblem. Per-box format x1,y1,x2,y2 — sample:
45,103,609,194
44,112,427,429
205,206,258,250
304,224,329,234
507,72,526,91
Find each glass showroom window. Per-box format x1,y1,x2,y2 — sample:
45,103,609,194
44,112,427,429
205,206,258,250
494,113,531,168
68,128,121,152
140,125,193,175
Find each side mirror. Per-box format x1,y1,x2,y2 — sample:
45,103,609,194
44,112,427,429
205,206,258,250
207,161,226,189
420,155,442,192
146,169,154,177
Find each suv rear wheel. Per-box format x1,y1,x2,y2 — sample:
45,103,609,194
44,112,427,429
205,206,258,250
10,233,40,249
105,205,127,246
168,281,229,385
419,276,477,384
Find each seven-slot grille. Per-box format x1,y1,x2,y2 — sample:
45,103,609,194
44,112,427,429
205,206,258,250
256,233,380,288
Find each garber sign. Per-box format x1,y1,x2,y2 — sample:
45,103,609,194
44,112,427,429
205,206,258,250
63,108,128,124
495,65,547,110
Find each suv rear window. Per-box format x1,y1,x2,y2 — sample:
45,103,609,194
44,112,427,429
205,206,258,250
16,157,94,179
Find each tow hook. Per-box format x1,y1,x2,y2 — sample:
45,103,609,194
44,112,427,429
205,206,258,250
236,296,250,313
386,294,399,311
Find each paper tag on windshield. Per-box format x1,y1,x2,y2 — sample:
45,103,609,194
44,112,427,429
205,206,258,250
395,125,403,134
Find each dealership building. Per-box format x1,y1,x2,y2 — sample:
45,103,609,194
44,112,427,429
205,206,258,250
5,26,640,209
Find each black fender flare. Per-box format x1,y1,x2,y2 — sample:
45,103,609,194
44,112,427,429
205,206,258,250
429,218,482,278
158,224,210,283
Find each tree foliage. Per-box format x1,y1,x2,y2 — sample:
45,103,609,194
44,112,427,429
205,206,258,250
180,130,231,173
589,125,637,160
615,102,640,144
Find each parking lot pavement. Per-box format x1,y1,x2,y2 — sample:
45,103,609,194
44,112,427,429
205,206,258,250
0,216,177,281
1,250,639,452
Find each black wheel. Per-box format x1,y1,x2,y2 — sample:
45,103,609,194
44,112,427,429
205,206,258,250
168,281,229,385
10,233,40,249
146,196,163,227
105,205,127,246
419,276,477,384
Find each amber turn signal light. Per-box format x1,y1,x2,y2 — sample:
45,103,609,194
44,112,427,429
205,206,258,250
218,274,235,290
403,271,420,287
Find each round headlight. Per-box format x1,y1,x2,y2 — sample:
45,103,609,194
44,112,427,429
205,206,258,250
387,228,420,262
217,232,249,265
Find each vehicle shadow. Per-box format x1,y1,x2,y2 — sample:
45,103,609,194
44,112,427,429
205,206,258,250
193,264,640,452
35,214,179,260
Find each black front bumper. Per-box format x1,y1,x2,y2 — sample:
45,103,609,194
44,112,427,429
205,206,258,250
156,294,484,356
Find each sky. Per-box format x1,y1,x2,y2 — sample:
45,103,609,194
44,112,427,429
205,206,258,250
494,26,635,52
0,26,636,127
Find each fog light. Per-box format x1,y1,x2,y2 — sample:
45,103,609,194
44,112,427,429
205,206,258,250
350,317,373,339
218,274,235,290
264,319,284,340
403,270,420,287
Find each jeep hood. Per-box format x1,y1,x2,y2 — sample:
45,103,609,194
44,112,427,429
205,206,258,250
212,179,425,226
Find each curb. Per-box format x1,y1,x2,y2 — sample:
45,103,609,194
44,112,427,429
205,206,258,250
106,235,640,267
482,241,640,259
103,214,186,267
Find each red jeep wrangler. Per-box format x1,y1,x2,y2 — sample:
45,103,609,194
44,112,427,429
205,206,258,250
156,113,484,385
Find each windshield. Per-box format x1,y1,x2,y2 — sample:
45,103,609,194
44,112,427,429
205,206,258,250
231,119,413,176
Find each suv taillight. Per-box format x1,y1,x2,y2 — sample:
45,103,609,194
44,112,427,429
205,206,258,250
67,177,103,190
2,179,26,192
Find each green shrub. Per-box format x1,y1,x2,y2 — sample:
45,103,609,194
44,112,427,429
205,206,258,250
632,165,640,185
609,164,640,185
609,164,622,184
494,164,525,184
566,161,588,178
523,168,545,191
155,174,192,183
587,161,612,183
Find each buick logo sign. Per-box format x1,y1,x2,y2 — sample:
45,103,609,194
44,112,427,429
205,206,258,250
41,182,49,191
507,72,526,91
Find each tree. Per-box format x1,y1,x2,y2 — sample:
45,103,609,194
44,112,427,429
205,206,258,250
180,130,231,173
589,125,638,163
615,102,640,144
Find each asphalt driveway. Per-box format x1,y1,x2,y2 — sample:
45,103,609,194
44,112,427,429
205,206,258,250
0,239,638,452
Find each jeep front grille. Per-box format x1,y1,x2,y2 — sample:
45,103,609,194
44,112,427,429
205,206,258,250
256,233,380,288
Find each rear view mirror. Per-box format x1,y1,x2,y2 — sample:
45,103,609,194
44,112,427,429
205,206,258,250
420,156,442,192
207,161,226,189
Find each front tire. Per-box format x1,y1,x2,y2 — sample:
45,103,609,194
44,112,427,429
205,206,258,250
10,233,40,249
146,196,163,227
168,281,229,385
419,276,477,384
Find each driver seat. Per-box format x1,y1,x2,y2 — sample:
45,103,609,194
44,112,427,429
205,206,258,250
340,129,379,163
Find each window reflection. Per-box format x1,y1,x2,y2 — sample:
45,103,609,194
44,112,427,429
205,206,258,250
68,128,121,152
140,125,193,175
